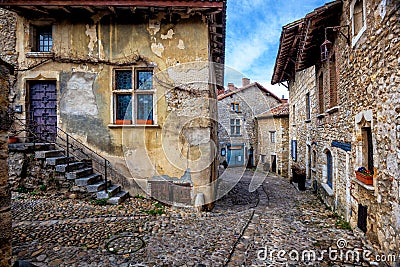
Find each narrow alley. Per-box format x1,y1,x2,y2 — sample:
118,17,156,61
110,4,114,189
11,169,378,267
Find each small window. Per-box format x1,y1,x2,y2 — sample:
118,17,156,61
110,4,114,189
312,150,317,169
306,92,311,120
260,154,266,163
362,127,374,173
230,102,240,112
326,150,333,188
292,104,296,122
291,140,297,161
351,0,366,45
32,25,53,52
270,131,276,143
221,148,226,156
230,118,241,135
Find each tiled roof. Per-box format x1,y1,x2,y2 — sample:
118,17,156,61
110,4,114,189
217,82,282,102
271,0,342,85
257,103,289,119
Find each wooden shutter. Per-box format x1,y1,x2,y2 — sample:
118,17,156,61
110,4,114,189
329,54,337,107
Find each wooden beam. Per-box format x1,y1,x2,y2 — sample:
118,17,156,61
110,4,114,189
108,6,116,14
210,31,223,38
129,6,136,13
20,5,49,14
0,0,225,8
83,6,94,13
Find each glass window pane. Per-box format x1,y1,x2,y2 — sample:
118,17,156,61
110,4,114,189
236,119,240,125
116,94,132,120
137,94,153,121
236,126,240,135
137,70,153,90
230,126,235,134
116,70,132,90
230,119,235,125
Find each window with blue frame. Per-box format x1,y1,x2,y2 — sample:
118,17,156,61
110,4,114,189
326,150,333,188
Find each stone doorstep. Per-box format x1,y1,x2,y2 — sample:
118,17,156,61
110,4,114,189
96,184,121,199
35,150,64,159
74,173,102,186
107,191,129,205
45,156,74,166
86,180,111,193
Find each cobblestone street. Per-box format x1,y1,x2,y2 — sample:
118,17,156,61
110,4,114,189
12,169,378,266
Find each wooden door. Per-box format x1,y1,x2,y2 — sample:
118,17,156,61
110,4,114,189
29,81,57,142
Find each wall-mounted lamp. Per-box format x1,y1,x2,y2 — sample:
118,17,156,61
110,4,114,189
320,25,350,62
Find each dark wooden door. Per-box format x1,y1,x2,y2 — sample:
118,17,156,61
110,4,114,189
29,81,57,142
271,155,277,173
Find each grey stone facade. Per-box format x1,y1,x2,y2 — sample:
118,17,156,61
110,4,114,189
217,79,282,167
256,103,289,177
272,0,400,262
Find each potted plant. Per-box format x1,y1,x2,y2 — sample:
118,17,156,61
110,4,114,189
8,135,19,143
355,167,373,185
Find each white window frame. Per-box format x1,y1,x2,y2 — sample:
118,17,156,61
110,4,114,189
350,0,367,47
230,118,241,135
270,131,276,143
111,67,156,125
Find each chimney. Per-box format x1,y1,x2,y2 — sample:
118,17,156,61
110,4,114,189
242,77,250,87
227,83,235,92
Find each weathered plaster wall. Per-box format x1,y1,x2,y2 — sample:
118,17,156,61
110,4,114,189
0,62,12,267
8,10,218,205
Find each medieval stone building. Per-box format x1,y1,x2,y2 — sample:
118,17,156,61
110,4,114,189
0,0,227,207
272,0,400,261
256,102,289,177
217,78,282,168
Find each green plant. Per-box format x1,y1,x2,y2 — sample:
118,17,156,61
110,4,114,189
153,201,164,209
134,194,145,199
30,190,38,196
92,199,109,206
17,186,28,193
39,184,47,192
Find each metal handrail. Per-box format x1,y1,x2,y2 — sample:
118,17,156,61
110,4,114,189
7,112,130,194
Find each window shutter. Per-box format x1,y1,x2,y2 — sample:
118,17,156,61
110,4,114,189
329,55,337,107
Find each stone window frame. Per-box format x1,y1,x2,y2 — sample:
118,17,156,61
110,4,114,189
350,0,367,47
321,147,335,195
111,67,156,126
26,21,55,58
355,110,376,184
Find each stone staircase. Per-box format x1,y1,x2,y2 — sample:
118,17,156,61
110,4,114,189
35,149,129,205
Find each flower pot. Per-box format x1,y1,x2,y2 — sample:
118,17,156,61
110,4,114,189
8,136,19,143
115,120,132,125
355,171,373,185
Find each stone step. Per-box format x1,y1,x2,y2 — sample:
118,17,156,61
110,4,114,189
46,156,74,166
107,191,130,205
66,167,93,180
56,162,86,173
35,150,64,159
86,180,111,193
96,184,121,199
75,173,102,186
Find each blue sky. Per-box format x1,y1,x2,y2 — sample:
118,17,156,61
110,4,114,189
224,0,331,99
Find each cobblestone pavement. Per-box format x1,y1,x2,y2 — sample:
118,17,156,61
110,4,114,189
11,169,380,266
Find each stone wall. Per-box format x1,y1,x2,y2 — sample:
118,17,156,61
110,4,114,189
0,8,17,66
0,61,12,267
288,0,400,260
339,0,400,258
218,84,282,166
257,114,289,177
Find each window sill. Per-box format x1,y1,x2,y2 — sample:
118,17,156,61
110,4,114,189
305,119,311,123
26,52,54,58
326,106,339,114
108,124,160,128
230,134,242,137
352,178,374,191
311,168,316,172
316,113,326,119
321,183,334,196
